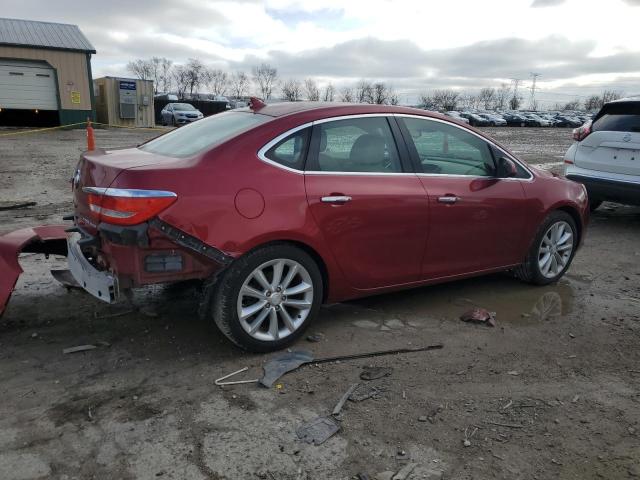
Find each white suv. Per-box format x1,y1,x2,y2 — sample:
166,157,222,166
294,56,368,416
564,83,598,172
564,97,640,211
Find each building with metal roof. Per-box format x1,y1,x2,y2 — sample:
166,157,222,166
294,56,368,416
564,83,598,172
0,18,96,126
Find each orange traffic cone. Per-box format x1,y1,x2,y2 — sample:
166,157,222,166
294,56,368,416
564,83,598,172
86,117,95,151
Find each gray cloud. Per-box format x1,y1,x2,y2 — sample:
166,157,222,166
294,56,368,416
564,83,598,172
622,0,640,4
531,0,566,6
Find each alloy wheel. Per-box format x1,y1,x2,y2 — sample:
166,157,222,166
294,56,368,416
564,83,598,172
538,221,574,278
236,258,314,342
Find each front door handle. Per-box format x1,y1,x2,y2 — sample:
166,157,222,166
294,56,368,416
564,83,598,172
321,195,352,204
437,195,459,204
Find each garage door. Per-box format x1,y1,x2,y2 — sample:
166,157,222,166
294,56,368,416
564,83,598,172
0,60,58,110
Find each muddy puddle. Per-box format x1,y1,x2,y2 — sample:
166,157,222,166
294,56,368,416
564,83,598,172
321,274,577,332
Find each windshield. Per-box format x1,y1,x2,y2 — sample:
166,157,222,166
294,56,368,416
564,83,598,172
172,103,196,111
140,111,271,157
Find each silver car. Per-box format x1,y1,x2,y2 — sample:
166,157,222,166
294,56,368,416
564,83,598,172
564,97,640,210
160,103,204,126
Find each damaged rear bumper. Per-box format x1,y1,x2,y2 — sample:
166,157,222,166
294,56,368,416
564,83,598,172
0,225,68,317
67,232,118,303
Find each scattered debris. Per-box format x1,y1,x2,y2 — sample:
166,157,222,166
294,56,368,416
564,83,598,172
356,474,370,480
332,383,359,416
502,400,513,410
215,366,259,386
296,416,340,445
260,350,314,388
51,269,81,289
94,309,135,320
306,333,324,343
572,395,580,403
360,366,393,381
463,426,478,447
418,415,428,422
31,332,38,339
485,421,524,429
507,371,520,376
460,308,496,327
0,200,37,211
349,385,384,402
374,472,394,480
392,463,417,480
63,344,97,354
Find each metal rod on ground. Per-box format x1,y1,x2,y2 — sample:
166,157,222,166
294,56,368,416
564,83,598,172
312,344,444,365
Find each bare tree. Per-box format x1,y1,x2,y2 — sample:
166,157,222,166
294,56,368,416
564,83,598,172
207,68,228,97
172,65,189,99
183,58,206,97
389,89,400,105
602,90,623,105
230,71,250,99
421,89,460,111
323,83,336,102
303,78,320,101
157,58,173,94
478,87,496,110
127,59,153,81
584,95,601,111
282,79,303,102
372,82,389,104
356,80,374,103
562,100,581,111
495,83,510,111
340,86,354,102
252,63,278,99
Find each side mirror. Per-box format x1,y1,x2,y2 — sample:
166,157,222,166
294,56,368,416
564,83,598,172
496,157,518,178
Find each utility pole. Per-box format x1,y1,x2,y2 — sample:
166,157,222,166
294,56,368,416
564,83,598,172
529,72,541,111
509,78,522,110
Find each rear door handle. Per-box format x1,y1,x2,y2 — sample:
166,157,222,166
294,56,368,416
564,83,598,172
321,195,352,204
437,195,459,204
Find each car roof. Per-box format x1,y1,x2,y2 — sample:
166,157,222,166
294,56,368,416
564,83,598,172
237,101,446,120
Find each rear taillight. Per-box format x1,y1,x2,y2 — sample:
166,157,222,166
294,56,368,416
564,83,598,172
83,187,177,226
572,121,592,142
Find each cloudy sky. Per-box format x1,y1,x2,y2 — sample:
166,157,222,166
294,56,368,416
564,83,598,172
5,0,640,105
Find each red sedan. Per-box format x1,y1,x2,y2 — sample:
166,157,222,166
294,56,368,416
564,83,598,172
0,101,589,352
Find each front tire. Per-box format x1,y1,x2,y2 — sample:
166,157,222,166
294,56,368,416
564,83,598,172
212,244,323,352
514,211,578,285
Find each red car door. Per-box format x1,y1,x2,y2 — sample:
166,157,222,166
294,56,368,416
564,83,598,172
397,116,529,279
304,116,430,290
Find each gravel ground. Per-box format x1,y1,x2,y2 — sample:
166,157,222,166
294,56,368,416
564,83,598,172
0,126,639,480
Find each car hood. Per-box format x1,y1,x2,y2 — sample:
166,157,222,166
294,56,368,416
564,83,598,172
174,110,202,115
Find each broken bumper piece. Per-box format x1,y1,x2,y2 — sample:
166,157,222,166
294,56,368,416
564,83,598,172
67,232,118,303
0,225,68,317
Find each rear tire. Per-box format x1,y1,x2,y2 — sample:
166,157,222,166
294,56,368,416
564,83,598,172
514,211,578,285
212,244,323,352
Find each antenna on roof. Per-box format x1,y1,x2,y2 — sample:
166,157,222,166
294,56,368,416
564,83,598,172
249,97,266,111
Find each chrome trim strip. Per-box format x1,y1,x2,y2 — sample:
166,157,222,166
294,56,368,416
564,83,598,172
82,187,177,198
255,111,534,181
321,195,352,203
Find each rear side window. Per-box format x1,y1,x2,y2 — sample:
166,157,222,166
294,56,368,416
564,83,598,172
592,102,640,133
140,111,269,157
264,127,310,170
592,114,640,133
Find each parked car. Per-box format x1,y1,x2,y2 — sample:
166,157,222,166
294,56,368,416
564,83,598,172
564,97,640,210
523,113,552,127
459,112,491,127
160,103,204,126
444,111,470,124
56,102,589,352
502,112,528,127
478,113,507,126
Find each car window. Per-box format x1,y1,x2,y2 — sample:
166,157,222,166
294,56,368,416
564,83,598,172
311,117,402,173
264,127,310,170
401,117,495,176
140,111,270,158
592,114,640,133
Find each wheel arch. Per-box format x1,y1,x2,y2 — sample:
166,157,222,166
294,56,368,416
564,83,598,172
555,205,583,245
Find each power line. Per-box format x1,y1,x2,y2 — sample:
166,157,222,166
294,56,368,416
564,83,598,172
529,72,541,110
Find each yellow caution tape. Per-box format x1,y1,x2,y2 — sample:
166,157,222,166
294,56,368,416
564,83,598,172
0,121,168,137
